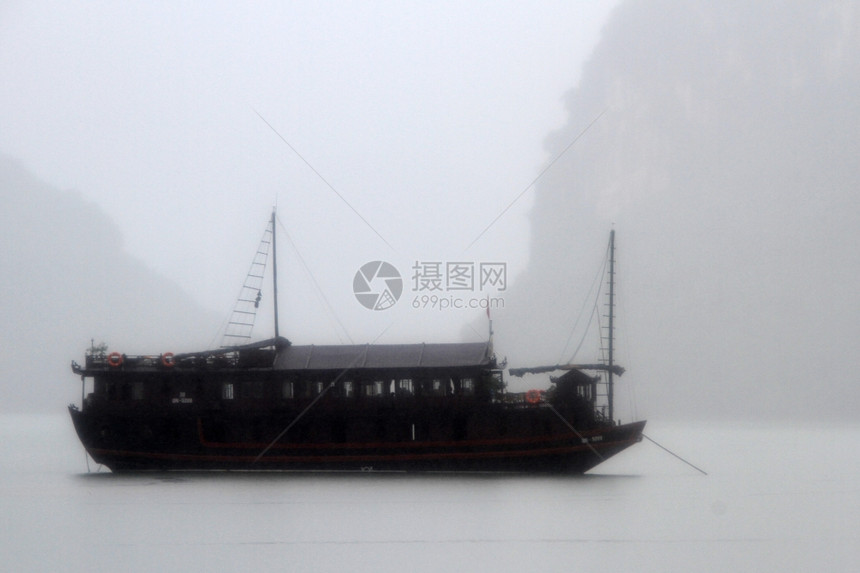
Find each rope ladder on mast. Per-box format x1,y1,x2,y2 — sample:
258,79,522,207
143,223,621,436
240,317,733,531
220,219,274,347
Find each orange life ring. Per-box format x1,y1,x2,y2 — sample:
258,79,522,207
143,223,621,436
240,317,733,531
107,352,123,367
161,352,175,367
525,389,542,404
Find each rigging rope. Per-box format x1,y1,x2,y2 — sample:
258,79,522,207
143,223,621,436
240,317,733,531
276,216,353,344
557,240,610,364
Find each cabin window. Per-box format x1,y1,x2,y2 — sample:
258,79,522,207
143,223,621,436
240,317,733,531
397,379,413,396
343,381,354,398
282,381,294,399
131,381,144,401
365,381,384,397
431,379,449,396
491,371,504,395
222,383,234,400
315,381,324,396
461,378,474,395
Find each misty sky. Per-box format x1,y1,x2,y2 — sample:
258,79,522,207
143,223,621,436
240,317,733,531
3,1,859,422
1,1,618,344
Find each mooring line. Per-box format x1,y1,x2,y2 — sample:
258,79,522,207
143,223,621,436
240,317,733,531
642,433,708,475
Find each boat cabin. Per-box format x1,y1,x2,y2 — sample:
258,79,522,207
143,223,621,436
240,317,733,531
72,337,506,412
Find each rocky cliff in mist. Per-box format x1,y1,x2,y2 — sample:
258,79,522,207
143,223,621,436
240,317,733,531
0,156,221,413
497,0,860,420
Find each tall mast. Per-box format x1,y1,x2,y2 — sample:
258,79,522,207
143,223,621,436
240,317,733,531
271,208,280,339
607,229,616,423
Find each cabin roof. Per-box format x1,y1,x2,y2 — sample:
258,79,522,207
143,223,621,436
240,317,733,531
273,341,492,371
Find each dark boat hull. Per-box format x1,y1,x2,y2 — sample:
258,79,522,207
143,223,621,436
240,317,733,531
69,406,645,473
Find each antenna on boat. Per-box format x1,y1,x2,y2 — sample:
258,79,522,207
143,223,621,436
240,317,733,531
271,207,280,339
607,228,616,423
487,294,494,356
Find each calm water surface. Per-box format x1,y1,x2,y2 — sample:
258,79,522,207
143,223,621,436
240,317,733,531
1,415,858,572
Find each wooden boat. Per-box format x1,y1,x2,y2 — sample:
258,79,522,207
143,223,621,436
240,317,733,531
69,216,644,472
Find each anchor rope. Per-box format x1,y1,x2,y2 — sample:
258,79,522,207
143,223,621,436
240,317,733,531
642,433,708,475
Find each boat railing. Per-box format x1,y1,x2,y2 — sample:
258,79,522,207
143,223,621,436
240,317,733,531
83,351,247,371
502,391,547,408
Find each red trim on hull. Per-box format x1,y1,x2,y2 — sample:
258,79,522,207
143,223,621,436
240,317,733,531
71,406,645,472
195,418,626,451
87,421,645,468
91,438,639,465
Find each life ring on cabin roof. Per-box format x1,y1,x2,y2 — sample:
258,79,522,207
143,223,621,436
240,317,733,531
525,389,542,404
107,352,123,367
161,352,175,368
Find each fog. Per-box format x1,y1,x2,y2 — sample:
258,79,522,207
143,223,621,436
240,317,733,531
0,1,616,413
497,0,860,422
2,0,859,422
